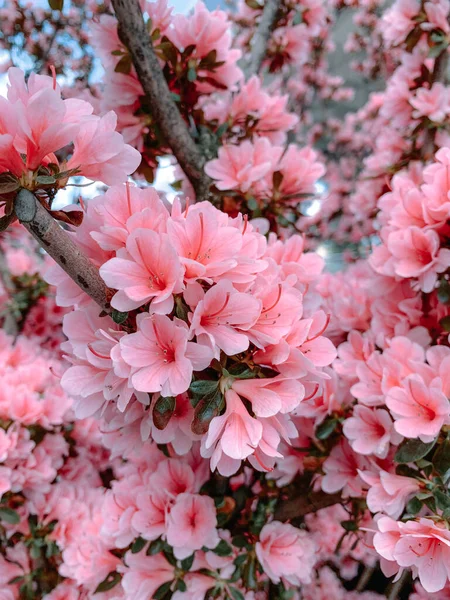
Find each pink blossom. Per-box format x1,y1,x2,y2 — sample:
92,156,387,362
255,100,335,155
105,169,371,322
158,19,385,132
166,493,219,558
255,521,316,585
343,405,402,458
410,83,449,122
100,228,183,313
321,440,369,498
360,469,420,518
385,374,450,442
120,313,212,397
120,552,174,600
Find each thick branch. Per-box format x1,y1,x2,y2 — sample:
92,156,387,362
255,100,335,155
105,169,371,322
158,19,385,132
248,0,280,75
14,190,110,313
274,489,342,521
111,0,212,201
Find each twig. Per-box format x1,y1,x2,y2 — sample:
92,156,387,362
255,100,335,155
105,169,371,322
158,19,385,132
387,570,409,600
274,489,342,521
110,0,212,201
0,246,18,337
14,190,111,313
355,564,376,592
248,0,281,75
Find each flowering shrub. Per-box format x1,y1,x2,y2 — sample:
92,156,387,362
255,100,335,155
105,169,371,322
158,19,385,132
0,0,449,598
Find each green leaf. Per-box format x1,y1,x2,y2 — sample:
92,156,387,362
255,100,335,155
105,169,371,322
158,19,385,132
147,538,164,555
0,507,20,525
94,572,122,594
180,554,194,571
170,92,181,102
394,437,437,464
232,535,249,549
406,496,422,515
153,580,173,599
153,396,176,431
48,0,64,9
176,579,187,592
111,310,128,325
243,557,257,590
440,316,450,332
189,380,219,396
131,536,147,554
340,520,358,532
36,175,56,185
187,67,197,82
0,180,20,195
229,587,245,600
316,417,338,440
114,54,132,75
191,387,224,435
212,539,232,557
432,436,450,477
434,489,450,511
437,279,450,305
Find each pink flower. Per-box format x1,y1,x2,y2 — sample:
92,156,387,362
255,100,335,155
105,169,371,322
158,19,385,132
166,493,219,558
343,405,402,458
120,313,212,397
189,280,261,356
202,389,263,472
66,111,141,184
255,521,316,585
374,517,450,593
359,469,420,518
205,138,282,192
321,440,369,498
385,374,449,442
410,83,449,122
100,228,183,313
121,552,174,600
387,227,450,292
230,376,304,417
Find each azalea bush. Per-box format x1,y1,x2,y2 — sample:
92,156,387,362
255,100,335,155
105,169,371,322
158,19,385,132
0,0,450,598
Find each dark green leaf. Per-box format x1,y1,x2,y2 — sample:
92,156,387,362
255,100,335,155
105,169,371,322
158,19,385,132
394,437,437,464
36,175,56,185
437,279,450,305
114,55,132,75
176,579,187,592
147,538,164,555
243,557,257,590
406,496,422,515
434,489,450,511
111,310,128,325
153,396,176,431
432,437,450,477
316,418,338,440
180,554,194,571
153,580,173,599
405,26,422,52
340,520,358,532
0,180,20,195
131,536,147,554
0,507,20,524
189,380,219,396
48,0,64,9
232,535,249,549
229,587,245,600
170,92,181,102
191,387,224,435
8,576,24,585
94,572,122,594
213,539,232,557
440,316,450,332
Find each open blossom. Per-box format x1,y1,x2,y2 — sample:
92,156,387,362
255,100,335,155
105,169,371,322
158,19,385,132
255,521,316,585
205,138,282,192
374,517,450,593
360,469,420,518
387,227,450,292
385,375,450,442
100,228,183,313
343,405,402,458
410,83,449,123
120,313,212,397
166,493,219,558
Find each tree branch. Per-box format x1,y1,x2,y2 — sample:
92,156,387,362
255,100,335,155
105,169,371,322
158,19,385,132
274,489,342,521
110,0,212,201
248,0,280,75
14,190,111,313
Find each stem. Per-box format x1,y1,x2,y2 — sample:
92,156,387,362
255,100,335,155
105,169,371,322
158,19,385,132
14,190,111,313
110,0,212,201
387,570,409,600
0,246,18,337
355,565,376,592
274,490,342,521
248,0,280,75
